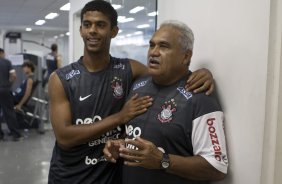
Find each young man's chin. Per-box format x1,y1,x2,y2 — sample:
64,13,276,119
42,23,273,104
86,46,101,53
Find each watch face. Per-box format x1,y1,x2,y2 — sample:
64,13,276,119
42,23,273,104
161,153,170,169
162,161,170,169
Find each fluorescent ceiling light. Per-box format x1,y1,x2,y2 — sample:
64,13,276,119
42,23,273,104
26,28,32,31
118,30,123,33
118,16,134,23
35,20,46,25
147,11,158,16
45,13,59,19
137,24,150,29
129,6,145,14
112,4,122,10
66,32,70,36
54,35,58,39
60,3,70,11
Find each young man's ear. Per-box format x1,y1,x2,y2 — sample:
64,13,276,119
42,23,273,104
183,50,193,66
79,26,82,37
111,26,119,38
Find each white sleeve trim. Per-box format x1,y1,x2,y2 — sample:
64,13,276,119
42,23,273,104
192,111,228,174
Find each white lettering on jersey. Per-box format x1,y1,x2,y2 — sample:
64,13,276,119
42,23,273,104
177,87,193,100
75,115,102,125
85,156,107,165
133,80,148,90
126,125,142,138
88,129,122,147
125,125,142,150
75,116,122,146
113,63,125,70
66,70,80,80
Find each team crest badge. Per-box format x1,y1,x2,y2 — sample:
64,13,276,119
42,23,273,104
111,77,124,99
157,99,177,123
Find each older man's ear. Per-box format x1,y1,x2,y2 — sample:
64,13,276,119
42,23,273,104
183,50,193,66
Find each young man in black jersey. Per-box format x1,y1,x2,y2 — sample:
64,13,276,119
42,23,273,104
48,1,215,183
104,20,228,184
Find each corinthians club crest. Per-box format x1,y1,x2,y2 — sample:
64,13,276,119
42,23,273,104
111,77,124,99
157,98,177,123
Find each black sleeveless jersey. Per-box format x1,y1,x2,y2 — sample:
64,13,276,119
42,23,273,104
48,56,133,184
123,75,228,184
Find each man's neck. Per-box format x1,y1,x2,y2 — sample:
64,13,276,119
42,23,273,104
82,51,110,72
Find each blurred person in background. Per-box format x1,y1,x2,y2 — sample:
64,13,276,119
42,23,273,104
13,61,36,111
44,43,62,86
0,48,22,141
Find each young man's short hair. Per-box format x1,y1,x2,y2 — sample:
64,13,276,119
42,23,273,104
80,0,118,28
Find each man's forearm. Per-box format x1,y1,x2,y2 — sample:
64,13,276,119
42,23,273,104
54,112,124,150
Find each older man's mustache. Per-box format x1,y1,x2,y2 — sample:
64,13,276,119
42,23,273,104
148,57,160,64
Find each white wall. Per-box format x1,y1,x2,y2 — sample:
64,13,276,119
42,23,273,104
69,0,90,62
261,0,282,184
0,30,5,49
158,0,281,184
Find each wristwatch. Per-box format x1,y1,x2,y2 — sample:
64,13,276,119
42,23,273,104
160,153,170,169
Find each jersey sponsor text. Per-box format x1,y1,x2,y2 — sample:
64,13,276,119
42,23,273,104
85,155,107,165
207,118,222,161
125,125,142,150
75,115,102,125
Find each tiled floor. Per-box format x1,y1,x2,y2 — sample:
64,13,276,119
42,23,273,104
0,125,55,184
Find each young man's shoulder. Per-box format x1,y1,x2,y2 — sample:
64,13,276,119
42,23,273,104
110,56,131,69
55,60,81,80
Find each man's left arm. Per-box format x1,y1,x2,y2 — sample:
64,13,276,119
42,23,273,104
129,60,214,94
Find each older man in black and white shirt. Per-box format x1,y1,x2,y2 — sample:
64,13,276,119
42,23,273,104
104,20,228,184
